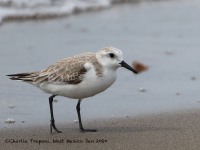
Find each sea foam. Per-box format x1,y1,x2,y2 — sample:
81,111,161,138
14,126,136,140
0,0,114,23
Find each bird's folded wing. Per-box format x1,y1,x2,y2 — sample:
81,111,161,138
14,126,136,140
34,58,88,85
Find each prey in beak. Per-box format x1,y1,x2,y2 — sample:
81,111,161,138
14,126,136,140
120,61,138,74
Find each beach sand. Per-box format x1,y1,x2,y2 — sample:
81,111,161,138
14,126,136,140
1,110,200,150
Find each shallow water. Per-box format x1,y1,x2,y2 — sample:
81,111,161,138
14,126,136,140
1,0,200,128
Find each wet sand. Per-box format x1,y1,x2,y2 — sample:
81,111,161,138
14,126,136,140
1,109,200,150
1,0,200,126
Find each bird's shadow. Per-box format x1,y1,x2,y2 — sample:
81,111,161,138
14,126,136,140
95,125,180,133
60,124,180,134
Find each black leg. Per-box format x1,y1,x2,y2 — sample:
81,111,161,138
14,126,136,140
49,94,62,133
76,99,97,132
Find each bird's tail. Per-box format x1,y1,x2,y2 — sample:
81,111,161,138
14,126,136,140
7,72,39,82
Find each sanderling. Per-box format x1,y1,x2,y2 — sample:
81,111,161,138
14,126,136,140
7,47,137,133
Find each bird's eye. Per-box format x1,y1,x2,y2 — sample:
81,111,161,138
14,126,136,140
109,53,115,58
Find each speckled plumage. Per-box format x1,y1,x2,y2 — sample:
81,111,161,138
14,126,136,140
9,52,103,85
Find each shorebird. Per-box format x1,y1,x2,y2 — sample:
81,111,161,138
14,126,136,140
7,47,137,133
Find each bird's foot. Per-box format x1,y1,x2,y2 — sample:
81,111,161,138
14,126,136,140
80,128,97,133
50,120,62,133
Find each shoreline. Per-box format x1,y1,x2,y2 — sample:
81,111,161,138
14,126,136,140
0,0,169,25
1,1,200,149
1,109,200,149
1,0,200,134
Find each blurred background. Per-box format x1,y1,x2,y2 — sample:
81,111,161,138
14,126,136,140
1,0,200,128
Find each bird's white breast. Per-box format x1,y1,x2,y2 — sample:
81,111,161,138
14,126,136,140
39,62,117,99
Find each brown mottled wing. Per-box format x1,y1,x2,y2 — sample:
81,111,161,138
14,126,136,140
34,54,94,84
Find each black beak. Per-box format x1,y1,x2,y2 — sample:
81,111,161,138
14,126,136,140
120,60,138,74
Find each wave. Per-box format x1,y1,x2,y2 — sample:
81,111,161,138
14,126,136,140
0,0,130,23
